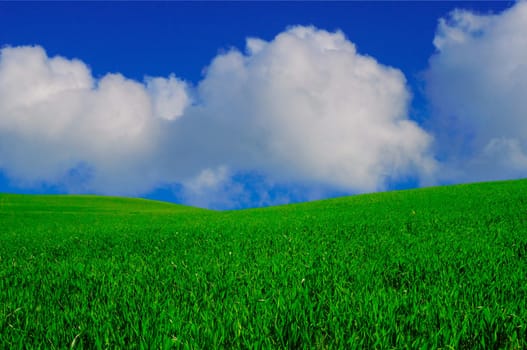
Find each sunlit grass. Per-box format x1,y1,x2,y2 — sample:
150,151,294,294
1,179,527,348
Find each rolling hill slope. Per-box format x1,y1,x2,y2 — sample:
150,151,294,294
1,179,527,348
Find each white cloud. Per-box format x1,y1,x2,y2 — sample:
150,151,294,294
0,45,190,194
426,1,527,183
146,75,190,121
0,26,436,208
182,26,436,197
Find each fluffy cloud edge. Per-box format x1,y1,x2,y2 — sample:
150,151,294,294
426,1,527,185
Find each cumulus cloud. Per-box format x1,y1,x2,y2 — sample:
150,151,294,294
177,26,436,195
146,75,190,121
0,26,436,208
426,1,527,183
0,45,190,194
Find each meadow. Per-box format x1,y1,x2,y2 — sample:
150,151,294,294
1,180,527,349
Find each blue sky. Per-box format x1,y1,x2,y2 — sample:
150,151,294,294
0,1,525,209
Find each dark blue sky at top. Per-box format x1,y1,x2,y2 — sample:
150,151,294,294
0,1,516,205
0,2,512,83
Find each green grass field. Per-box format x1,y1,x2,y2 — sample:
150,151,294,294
1,180,527,349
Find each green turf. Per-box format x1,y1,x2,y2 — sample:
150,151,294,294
1,179,527,348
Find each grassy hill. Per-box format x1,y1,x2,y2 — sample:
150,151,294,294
1,179,527,348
